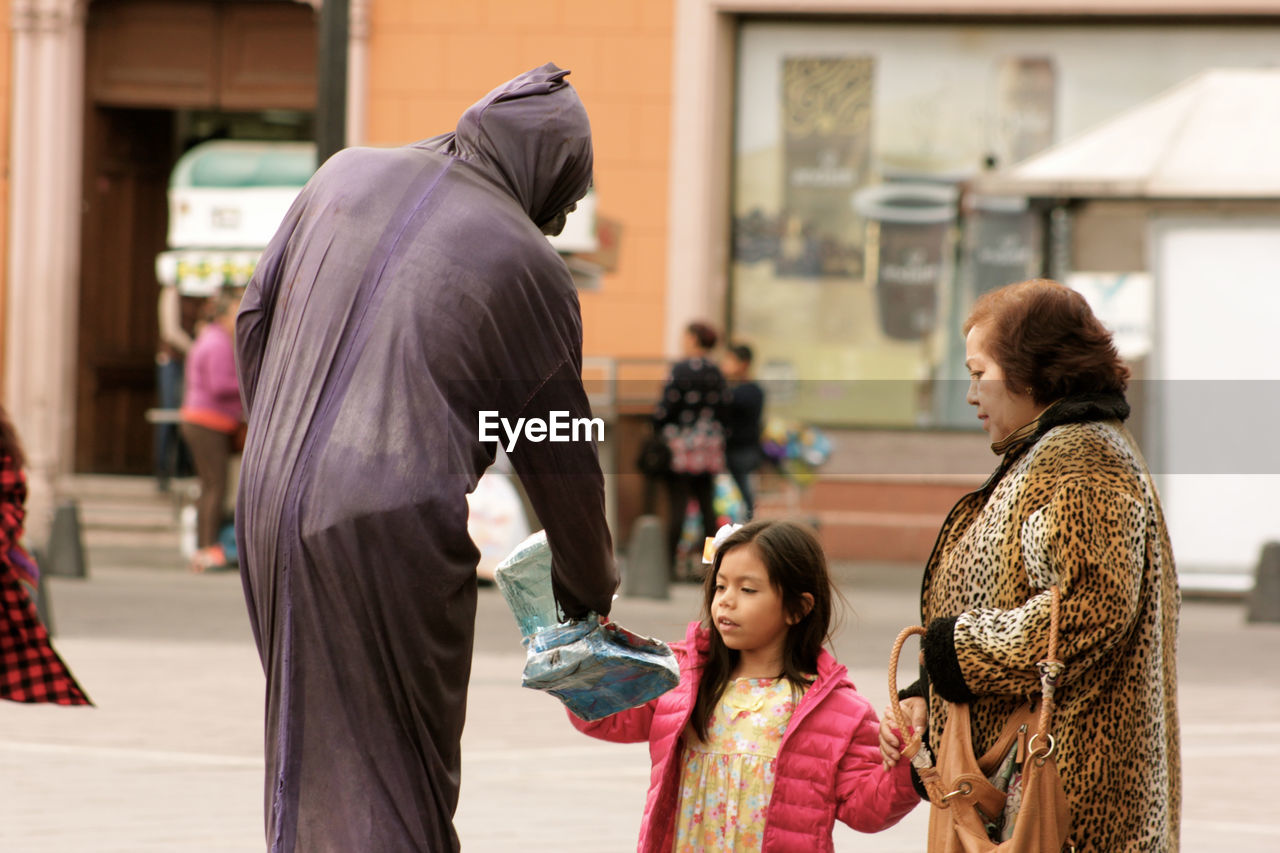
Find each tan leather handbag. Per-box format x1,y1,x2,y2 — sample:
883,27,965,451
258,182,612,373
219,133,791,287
888,586,1074,852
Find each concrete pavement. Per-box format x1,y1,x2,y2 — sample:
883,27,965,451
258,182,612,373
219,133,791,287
2,477,1279,851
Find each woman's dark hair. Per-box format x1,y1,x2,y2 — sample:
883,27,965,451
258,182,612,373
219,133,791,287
0,405,26,470
964,278,1130,404
690,519,837,741
686,321,718,351
203,285,243,325
728,343,753,365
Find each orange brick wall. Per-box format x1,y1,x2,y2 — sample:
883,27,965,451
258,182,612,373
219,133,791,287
364,0,674,361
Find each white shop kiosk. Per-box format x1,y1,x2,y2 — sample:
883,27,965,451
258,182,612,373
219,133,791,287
156,139,317,296
977,69,1280,593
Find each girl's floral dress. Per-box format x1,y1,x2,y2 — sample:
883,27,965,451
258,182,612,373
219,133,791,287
672,676,801,851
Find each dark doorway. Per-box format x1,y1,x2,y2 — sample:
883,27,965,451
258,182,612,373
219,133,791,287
77,0,316,473
76,108,176,474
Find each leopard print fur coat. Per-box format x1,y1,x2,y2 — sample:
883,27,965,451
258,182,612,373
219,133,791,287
908,394,1181,851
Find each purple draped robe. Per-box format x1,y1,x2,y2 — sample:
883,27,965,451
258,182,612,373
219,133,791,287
235,64,618,852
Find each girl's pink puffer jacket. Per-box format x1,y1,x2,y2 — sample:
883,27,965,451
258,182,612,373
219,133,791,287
569,621,918,852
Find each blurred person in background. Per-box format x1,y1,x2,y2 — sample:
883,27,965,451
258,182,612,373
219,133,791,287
721,342,765,519
0,405,91,706
153,283,201,491
880,279,1180,851
180,285,243,573
654,320,727,580
234,63,617,852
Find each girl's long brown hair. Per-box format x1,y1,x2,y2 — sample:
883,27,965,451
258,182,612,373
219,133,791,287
0,405,26,470
689,520,838,742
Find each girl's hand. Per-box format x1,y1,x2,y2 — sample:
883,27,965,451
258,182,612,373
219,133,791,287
879,696,926,769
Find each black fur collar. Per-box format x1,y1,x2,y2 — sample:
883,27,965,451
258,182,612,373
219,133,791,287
1038,392,1130,432
990,391,1130,458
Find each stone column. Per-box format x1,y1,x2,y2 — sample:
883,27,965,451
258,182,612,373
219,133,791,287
6,0,87,543
297,0,368,147
346,0,370,147
666,0,734,356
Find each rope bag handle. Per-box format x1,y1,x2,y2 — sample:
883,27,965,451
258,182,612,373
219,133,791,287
887,624,926,759
887,624,948,803
886,584,1064,798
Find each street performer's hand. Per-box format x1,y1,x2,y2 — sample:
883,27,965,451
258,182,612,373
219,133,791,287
879,696,926,770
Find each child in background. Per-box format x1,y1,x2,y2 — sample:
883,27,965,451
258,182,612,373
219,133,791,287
568,520,917,852
720,342,765,519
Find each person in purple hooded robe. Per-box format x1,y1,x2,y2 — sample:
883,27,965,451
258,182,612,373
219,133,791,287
234,63,619,852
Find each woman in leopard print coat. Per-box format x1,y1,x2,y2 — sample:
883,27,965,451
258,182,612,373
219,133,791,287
881,279,1180,851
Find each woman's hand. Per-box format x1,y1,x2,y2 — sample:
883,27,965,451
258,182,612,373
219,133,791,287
879,696,927,770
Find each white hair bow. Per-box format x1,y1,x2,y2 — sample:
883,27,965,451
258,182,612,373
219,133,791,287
702,522,744,565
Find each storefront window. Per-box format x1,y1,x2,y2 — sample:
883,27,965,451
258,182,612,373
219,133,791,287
731,21,1280,428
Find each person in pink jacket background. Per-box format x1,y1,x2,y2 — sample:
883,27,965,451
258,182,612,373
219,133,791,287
570,520,918,852
180,286,244,572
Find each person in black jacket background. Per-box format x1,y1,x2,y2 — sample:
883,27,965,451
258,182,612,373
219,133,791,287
654,321,727,579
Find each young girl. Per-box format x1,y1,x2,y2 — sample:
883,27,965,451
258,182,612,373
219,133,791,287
568,520,917,852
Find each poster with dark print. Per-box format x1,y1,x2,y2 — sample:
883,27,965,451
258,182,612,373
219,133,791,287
777,57,873,279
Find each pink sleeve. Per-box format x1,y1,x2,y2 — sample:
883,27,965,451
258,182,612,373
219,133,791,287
209,336,243,400
834,702,921,832
566,698,657,744
187,330,241,404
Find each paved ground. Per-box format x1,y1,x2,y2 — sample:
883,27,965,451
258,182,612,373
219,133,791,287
2,477,1279,851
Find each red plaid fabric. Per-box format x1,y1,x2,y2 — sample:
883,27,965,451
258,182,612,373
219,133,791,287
0,449,26,554
0,454,91,705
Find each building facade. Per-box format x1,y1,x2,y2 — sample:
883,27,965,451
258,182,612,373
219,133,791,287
5,0,1279,557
